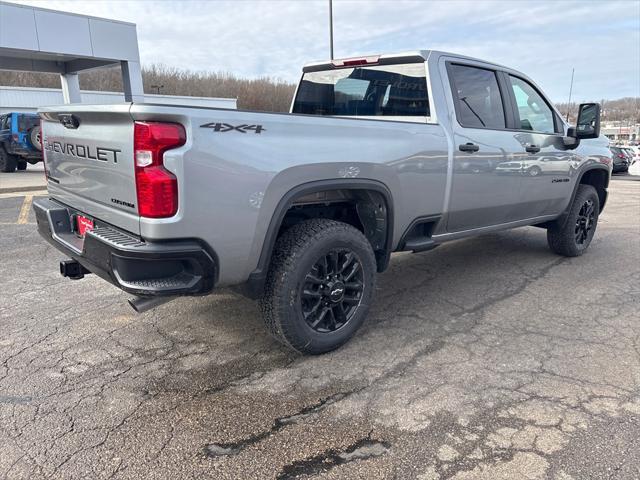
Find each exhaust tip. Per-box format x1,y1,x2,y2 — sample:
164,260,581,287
128,295,176,314
127,297,142,313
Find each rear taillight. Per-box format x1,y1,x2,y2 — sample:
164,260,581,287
133,121,186,218
41,120,48,179
618,153,625,159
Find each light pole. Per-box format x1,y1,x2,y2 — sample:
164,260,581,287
565,68,574,122
329,0,334,60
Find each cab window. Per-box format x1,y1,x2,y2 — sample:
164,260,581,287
18,115,39,132
508,76,555,134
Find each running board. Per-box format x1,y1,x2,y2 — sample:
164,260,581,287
403,238,439,253
398,215,441,253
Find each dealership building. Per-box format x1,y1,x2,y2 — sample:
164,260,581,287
601,122,640,144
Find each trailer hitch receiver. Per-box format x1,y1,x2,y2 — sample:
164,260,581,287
59,259,90,280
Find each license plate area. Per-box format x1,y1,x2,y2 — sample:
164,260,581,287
73,214,94,238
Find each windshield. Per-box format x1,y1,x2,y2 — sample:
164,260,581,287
292,63,429,118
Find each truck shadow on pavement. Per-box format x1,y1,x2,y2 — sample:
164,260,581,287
145,227,561,395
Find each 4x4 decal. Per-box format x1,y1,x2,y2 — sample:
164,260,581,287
201,122,265,134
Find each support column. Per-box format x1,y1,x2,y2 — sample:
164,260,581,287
121,60,145,103
60,73,81,103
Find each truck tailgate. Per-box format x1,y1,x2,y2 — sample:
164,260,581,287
40,104,139,234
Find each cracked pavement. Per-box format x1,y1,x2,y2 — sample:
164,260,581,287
1,178,639,479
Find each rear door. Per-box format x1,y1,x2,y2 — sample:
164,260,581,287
40,104,139,234
444,61,526,232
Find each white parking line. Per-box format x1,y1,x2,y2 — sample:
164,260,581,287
0,190,47,199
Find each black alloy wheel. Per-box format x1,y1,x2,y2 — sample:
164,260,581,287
301,249,364,333
575,199,595,245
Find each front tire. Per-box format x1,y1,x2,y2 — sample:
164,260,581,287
260,219,377,355
547,184,600,257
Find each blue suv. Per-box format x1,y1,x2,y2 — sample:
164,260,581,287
0,112,43,172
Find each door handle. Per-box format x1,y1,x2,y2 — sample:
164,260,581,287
525,145,541,153
459,143,480,153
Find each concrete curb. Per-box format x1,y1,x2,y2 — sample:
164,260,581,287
611,174,640,181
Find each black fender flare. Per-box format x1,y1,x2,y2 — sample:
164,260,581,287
552,165,610,229
243,179,394,298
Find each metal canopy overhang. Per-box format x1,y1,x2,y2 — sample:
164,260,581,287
0,1,143,102
0,49,120,74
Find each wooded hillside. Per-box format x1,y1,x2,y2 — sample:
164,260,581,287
555,97,639,123
0,64,296,112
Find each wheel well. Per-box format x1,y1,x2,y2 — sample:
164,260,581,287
279,188,390,271
537,167,610,232
239,182,394,299
579,168,608,209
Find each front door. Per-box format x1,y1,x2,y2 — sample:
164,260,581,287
505,75,575,217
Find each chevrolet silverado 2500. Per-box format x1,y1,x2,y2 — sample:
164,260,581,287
34,51,611,354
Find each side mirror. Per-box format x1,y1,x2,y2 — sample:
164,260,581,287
574,103,601,139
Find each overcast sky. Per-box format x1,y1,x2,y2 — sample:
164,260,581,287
14,0,640,102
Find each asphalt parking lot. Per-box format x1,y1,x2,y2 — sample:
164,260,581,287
1,176,639,480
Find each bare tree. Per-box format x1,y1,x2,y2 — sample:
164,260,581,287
555,97,639,123
0,64,296,112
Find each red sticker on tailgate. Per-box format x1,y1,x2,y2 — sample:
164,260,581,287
76,215,94,237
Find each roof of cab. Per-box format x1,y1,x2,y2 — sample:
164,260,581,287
302,50,513,73
300,50,567,127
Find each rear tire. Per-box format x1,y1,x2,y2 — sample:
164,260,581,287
260,219,377,355
17,160,27,171
547,184,599,257
0,148,17,173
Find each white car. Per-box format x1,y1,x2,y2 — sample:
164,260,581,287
624,145,640,164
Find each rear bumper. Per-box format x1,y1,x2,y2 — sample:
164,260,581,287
6,144,41,158
33,197,217,296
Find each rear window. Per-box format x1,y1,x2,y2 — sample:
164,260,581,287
292,63,430,118
448,64,505,130
18,115,39,132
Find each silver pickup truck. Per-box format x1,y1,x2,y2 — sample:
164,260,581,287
34,50,612,354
